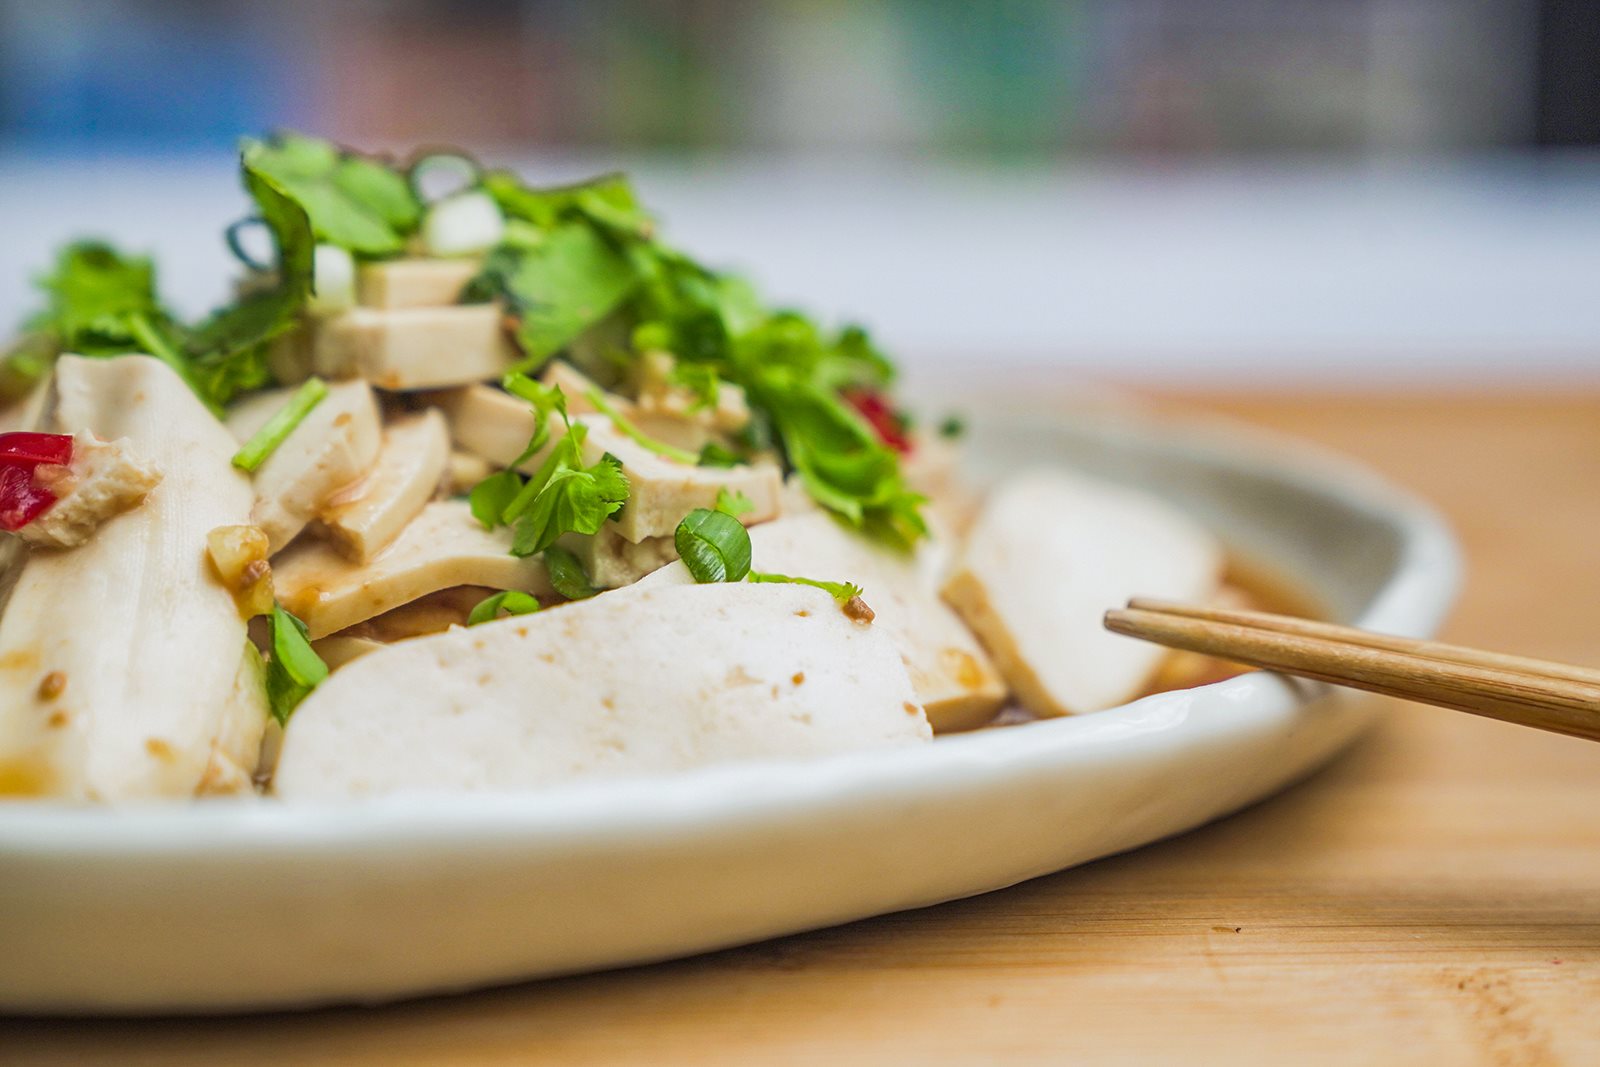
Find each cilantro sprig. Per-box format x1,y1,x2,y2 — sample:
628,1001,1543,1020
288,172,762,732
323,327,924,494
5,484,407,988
468,378,631,557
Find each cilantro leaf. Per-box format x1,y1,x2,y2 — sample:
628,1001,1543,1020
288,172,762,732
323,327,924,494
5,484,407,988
467,590,542,626
241,132,419,256
715,487,754,517
469,469,523,530
508,446,630,556
675,507,752,584
466,222,642,372
265,604,328,724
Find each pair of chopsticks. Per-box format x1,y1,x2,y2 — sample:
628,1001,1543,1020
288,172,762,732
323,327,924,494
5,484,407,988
1104,600,1600,742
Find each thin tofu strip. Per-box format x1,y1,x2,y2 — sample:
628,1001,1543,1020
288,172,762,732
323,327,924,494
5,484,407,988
321,410,450,562
355,258,480,309
942,469,1223,717
557,526,678,589
272,500,552,639
273,583,930,799
642,513,1007,731
312,305,517,390
435,386,783,543
0,356,268,800
227,380,382,552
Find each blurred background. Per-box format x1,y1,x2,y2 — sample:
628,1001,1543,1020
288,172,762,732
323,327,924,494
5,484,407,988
0,0,1596,386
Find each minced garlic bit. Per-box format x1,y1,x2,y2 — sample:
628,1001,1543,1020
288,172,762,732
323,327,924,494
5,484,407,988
206,524,274,617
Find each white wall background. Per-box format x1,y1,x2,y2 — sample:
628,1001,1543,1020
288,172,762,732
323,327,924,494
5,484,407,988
2,152,1596,388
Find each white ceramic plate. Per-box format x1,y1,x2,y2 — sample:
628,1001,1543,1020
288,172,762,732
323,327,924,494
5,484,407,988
0,403,1459,1014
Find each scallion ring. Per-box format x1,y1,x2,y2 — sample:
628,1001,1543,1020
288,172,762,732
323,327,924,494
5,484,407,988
224,216,275,273
674,508,752,584
408,151,483,205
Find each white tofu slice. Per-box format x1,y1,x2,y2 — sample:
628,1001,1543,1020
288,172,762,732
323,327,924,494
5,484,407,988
321,409,449,562
356,258,480,309
272,583,930,799
272,499,552,639
557,526,679,589
227,380,382,553
0,356,268,800
17,433,162,549
641,513,1007,732
312,305,517,390
942,469,1223,717
435,385,783,542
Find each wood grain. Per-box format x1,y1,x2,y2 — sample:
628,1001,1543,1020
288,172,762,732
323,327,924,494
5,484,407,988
1105,604,1600,742
7,390,1600,1066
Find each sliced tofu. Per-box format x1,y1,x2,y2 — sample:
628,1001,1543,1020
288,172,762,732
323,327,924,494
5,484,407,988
227,380,382,553
558,526,678,589
641,513,1007,731
321,409,449,562
18,433,162,549
272,499,552,639
446,449,493,495
356,258,480,309
435,385,783,542
312,305,517,390
273,583,931,799
942,468,1223,717
0,356,268,800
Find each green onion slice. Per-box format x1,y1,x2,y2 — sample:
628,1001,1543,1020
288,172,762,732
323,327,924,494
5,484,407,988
467,590,542,626
543,545,600,600
265,604,329,725
232,377,329,473
675,508,752,584
585,387,700,466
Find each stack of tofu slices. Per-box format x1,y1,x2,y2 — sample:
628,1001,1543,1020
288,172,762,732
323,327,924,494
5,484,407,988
0,250,1227,802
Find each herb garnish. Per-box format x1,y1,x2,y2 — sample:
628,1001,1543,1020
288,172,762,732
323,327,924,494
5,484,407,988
468,380,631,556
231,377,329,473
467,590,542,626
675,508,753,584
265,604,329,724
584,386,699,465
543,545,600,600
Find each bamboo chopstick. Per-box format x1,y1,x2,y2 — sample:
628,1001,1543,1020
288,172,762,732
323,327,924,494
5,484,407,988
1104,602,1600,742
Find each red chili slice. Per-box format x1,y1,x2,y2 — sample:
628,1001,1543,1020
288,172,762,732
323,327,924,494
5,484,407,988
0,464,57,531
0,431,73,530
0,431,74,468
842,389,914,454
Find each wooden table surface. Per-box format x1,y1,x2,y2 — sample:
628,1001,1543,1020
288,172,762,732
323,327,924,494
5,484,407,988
7,391,1600,1066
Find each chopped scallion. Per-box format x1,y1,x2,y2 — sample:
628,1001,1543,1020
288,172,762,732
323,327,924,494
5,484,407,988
232,377,329,473
675,507,752,584
585,387,700,466
467,590,542,626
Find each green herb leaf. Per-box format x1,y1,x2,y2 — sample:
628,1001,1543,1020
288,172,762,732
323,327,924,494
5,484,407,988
585,386,700,465
265,604,329,725
466,222,642,372
466,589,542,626
469,469,524,530
543,545,600,600
675,508,753,584
748,571,864,604
715,487,754,517
698,442,742,468
501,372,569,458
668,362,721,411
938,415,966,439
242,133,420,256
231,377,328,472
181,153,317,408
508,446,630,556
